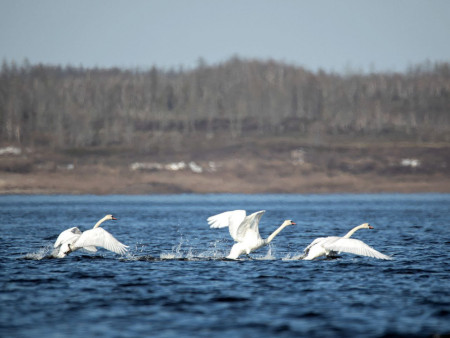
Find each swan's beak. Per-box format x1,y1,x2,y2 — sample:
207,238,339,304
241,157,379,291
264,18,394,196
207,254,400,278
112,216,118,220
291,221,296,225
368,225,374,229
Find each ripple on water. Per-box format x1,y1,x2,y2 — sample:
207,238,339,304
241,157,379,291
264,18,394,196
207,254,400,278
1,194,449,337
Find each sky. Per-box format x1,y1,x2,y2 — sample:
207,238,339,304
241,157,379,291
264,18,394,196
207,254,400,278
1,0,449,73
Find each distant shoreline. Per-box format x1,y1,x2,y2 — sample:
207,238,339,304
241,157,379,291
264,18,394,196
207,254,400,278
1,170,448,195
1,141,448,195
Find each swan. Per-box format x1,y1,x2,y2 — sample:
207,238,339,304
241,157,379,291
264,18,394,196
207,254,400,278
53,214,128,258
208,210,296,259
301,223,391,260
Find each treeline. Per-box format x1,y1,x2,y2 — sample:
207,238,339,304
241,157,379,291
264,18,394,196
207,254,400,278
0,58,449,150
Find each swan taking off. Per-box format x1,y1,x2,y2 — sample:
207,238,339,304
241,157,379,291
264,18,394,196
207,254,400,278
301,223,391,260
208,210,296,259
53,214,128,258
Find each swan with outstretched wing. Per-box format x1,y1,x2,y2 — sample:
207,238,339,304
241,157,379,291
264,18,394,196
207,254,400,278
302,223,391,260
53,214,128,258
208,210,295,259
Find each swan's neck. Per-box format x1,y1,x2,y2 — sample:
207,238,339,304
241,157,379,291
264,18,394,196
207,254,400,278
343,224,366,238
93,216,109,229
265,223,289,244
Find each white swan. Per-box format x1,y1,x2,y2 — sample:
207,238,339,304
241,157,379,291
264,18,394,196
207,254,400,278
53,214,128,258
208,210,296,259
301,223,391,260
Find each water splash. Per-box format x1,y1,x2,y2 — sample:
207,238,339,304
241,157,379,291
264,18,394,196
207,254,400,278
282,252,304,261
159,237,230,260
121,250,139,261
22,244,54,260
134,241,147,254
257,245,276,260
197,239,228,259
160,236,188,259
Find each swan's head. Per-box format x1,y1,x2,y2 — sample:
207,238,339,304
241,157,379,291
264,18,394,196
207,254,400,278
362,223,374,229
106,214,117,221
55,243,72,258
283,220,296,226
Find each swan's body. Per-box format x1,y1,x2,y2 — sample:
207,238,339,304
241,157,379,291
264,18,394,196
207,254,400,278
302,223,391,260
208,210,295,259
53,215,128,258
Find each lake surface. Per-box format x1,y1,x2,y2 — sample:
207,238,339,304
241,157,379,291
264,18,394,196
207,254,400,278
0,194,449,337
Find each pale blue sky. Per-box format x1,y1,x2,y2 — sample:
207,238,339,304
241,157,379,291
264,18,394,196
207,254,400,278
1,0,449,73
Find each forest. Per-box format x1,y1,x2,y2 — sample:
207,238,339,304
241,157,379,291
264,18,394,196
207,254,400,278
1,57,449,154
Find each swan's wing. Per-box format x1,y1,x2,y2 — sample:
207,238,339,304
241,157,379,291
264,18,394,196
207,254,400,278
207,210,247,242
236,210,265,243
72,228,128,255
81,246,98,253
324,238,392,260
54,227,82,248
303,237,325,253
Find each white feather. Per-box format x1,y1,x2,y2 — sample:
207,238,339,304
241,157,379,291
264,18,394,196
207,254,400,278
326,238,392,260
53,227,81,248
302,224,391,260
52,215,128,258
72,228,128,255
208,210,294,259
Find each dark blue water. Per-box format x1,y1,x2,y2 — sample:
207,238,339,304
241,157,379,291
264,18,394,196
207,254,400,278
1,194,449,337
